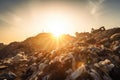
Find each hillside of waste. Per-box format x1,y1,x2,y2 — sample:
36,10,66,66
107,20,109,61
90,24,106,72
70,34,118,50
0,27,120,80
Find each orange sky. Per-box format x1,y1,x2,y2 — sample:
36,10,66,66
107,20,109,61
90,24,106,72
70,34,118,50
0,0,120,44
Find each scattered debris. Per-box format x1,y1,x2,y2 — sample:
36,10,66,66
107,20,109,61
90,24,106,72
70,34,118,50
0,27,120,80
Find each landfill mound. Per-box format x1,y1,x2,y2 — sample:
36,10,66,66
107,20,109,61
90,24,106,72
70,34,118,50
0,43,6,50
0,27,120,80
0,33,74,59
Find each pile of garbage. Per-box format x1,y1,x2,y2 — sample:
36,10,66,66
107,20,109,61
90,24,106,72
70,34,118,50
0,43,6,50
0,27,120,80
0,51,28,80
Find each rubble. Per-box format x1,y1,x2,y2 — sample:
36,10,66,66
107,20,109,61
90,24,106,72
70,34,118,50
0,71,17,80
0,65,8,70
0,43,6,50
0,27,120,80
91,26,106,33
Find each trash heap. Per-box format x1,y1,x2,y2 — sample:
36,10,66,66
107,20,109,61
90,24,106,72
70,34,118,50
0,27,120,80
0,51,28,80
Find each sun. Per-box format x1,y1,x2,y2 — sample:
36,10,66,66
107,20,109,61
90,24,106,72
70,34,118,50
50,24,65,38
44,13,70,37
29,11,73,38
50,24,64,38
52,31,62,38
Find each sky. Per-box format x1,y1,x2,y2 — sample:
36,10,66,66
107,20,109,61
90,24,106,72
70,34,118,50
0,0,120,44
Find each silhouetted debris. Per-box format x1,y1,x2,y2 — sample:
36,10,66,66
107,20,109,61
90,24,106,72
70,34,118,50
0,27,120,80
91,26,106,33
0,43,6,50
0,71,17,80
109,66,120,80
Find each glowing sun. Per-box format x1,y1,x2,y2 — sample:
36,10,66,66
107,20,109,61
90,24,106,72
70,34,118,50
44,12,71,37
50,25,65,37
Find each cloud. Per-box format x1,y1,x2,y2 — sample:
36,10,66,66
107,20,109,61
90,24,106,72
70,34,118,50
88,0,107,19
